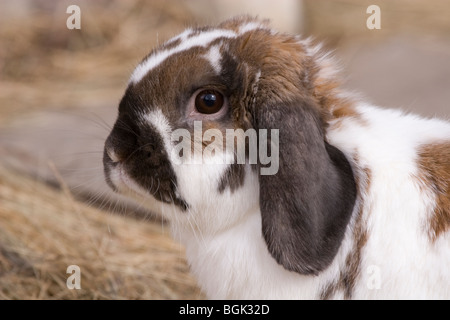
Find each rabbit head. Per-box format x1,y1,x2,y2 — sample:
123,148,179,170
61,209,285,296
103,16,357,275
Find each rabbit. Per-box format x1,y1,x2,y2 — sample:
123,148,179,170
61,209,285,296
103,16,450,299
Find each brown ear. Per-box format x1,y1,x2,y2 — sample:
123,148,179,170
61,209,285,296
254,96,357,275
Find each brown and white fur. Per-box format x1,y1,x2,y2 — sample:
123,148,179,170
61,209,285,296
103,17,450,299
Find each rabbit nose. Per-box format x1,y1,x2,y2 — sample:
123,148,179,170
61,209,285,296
106,147,120,163
104,114,139,163
104,113,168,167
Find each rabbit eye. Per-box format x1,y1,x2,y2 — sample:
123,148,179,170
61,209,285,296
195,90,224,114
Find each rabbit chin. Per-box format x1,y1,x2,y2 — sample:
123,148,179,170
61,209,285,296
107,164,183,218
108,158,260,235
169,162,261,238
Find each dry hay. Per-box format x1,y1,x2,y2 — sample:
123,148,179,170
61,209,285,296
0,163,203,299
0,1,206,300
0,0,198,127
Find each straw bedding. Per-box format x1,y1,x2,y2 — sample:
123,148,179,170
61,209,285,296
0,163,203,299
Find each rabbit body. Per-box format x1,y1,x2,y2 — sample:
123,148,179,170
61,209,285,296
176,104,450,299
103,17,450,299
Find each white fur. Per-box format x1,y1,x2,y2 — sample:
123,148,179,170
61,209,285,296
142,109,173,153
202,45,223,74
327,105,450,299
238,21,267,34
300,38,340,82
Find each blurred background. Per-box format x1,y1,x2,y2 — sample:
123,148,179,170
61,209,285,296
0,0,449,299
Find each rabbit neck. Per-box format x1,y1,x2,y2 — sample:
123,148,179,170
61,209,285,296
174,207,354,299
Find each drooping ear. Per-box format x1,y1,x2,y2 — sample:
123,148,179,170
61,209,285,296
254,95,357,275
223,24,357,274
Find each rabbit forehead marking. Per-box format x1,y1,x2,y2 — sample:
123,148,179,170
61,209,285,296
129,29,237,85
129,18,270,85
202,44,223,74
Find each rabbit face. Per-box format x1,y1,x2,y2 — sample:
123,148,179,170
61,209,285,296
103,16,357,274
103,18,270,226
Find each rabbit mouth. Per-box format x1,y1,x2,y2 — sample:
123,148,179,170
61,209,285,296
103,146,188,212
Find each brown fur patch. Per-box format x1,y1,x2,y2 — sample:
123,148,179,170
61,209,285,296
300,42,364,128
341,176,370,299
417,142,450,241
332,102,361,120
240,28,362,131
330,102,369,131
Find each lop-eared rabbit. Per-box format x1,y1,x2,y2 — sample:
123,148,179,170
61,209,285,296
103,17,450,299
